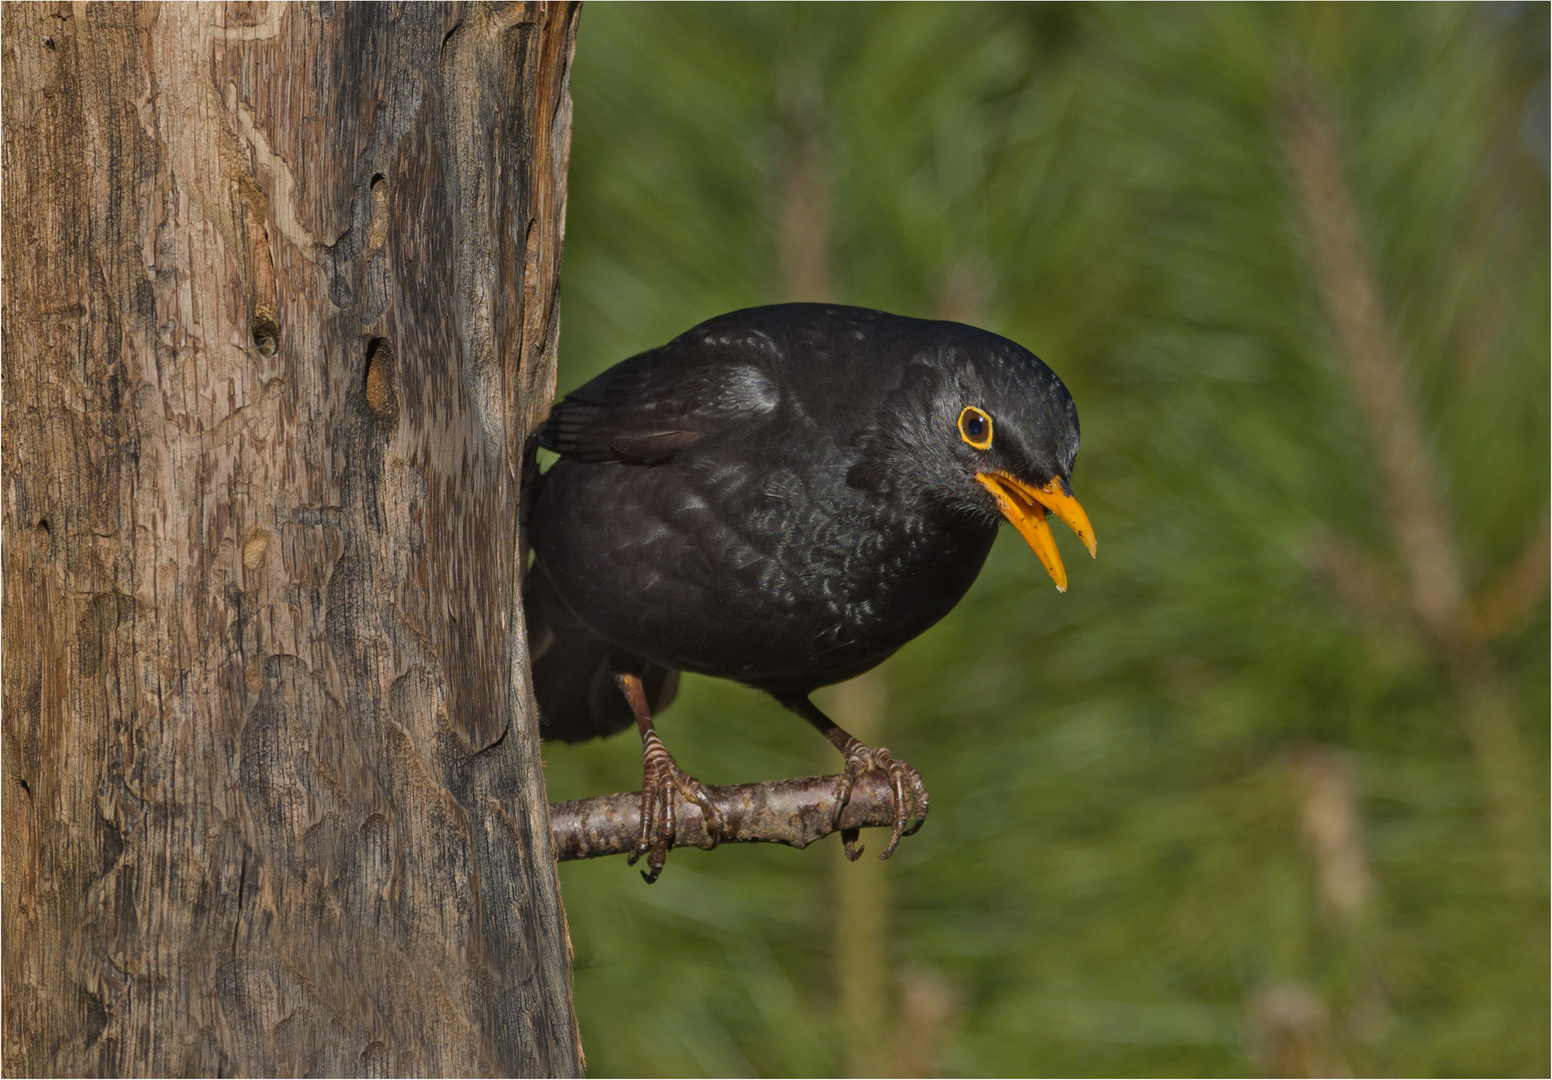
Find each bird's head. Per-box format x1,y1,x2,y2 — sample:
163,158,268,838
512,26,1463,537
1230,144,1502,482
878,323,1097,591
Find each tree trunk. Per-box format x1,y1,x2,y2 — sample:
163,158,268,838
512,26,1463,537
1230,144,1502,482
2,2,582,1074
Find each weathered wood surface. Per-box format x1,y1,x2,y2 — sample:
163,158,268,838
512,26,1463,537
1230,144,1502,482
2,3,582,1074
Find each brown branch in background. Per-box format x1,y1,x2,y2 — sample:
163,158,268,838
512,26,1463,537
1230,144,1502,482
1283,743,1393,1064
1466,517,1551,645
776,58,833,305
1287,746,1373,928
1281,80,1538,896
1246,983,1351,1079
890,967,964,1079
550,771,902,862
1282,87,1468,648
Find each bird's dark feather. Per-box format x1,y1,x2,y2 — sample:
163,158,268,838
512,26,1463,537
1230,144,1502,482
539,326,782,463
527,303,1081,734
525,558,680,742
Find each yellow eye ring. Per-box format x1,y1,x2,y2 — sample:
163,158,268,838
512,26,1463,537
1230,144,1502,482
958,406,993,450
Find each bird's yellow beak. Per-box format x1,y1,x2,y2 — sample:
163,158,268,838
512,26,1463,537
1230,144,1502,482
976,472,1097,592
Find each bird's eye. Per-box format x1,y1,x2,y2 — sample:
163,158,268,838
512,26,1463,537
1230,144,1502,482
958,406,993,450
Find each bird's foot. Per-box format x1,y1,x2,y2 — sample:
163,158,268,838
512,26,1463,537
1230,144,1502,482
834,740,930,862
629,730,724,883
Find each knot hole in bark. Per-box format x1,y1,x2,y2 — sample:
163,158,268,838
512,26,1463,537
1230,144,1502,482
364,338,399,429
251,313,280,357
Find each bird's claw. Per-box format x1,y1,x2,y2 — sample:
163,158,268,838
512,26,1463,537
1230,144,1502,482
834,741,930,861
629,731,724,883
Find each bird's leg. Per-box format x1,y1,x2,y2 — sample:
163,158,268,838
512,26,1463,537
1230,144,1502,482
775,693,930,862
615,672,724,883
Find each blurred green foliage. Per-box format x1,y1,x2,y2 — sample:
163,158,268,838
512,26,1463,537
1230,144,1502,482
540,4,1549,1075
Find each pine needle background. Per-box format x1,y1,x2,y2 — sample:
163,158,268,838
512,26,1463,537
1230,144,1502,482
539,5,1550,1075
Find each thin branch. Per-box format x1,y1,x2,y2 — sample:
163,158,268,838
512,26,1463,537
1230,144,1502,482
550,771,904,862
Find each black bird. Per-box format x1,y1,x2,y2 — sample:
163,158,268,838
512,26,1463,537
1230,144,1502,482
526,304,1095,880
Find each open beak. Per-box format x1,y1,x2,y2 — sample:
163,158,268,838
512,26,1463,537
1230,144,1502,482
976,472,1097,592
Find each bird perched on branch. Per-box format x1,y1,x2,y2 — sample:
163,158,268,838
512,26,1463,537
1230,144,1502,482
526,304,1095,881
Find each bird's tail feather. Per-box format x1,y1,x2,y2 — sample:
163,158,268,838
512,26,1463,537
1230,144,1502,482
525,560,679,743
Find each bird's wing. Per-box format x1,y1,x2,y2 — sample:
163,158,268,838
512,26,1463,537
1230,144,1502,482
539,333,782,463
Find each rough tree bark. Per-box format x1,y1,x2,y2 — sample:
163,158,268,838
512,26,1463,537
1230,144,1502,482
2,3,582,1075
